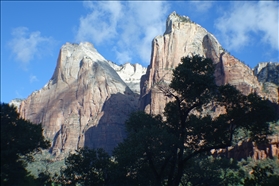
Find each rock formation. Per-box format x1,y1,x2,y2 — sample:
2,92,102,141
254,62,279,105
108,61,147,94
139,11,278,114
9,98,24,112
15,12,278,161
19,42,138,156
254,62,279,85
139,11,279,160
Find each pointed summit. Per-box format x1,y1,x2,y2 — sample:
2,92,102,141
140,12,277,115
19,42,138,156
165,11,192,34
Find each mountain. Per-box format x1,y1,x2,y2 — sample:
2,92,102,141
108,61,147,94
138,11,278,160
254,62,279,85
15,12,278,159
139,11,278,115
18,42,138,156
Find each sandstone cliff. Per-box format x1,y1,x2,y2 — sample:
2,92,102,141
19,42,138,156
139,11,278,115
254,62,279,85
254,62,279,105
139,11,279,160
108,61,147,94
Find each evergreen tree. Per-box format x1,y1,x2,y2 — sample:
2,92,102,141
113,55,278,185
1,103,50,185
59,148,112,185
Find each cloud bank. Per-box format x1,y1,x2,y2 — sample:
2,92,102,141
8,27,55,65
215,1,279,52
75,1,169,65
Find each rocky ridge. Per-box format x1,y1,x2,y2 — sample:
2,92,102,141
108,61,147,94
19,42,138,156
139,11,279,159
14,12,278,160
139,11,278,114
254,62,279,84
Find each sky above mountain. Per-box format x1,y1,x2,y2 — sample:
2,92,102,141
1,1,278,103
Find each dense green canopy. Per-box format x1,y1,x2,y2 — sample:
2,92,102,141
1,103,50,185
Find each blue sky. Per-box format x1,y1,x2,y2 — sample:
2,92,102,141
1,1,278,103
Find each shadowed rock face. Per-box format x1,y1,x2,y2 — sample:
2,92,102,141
16,12,278,160
139,11,279,160
254,62,279,85
19,42,138,156
139,11,278,115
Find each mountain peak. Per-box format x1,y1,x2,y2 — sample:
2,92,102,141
165,12,193,34
20,42,138,156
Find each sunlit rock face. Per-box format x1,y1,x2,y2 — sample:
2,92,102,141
211,135,279,160
9,98,24,112
139,11,278,115
108,61,147,95
19,42,138,156
139,12,279,160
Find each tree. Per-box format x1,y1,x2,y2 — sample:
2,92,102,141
59,147,112,185
113,55,278,185
113,112,177,185
242,157,279,186
180,155,245,186
1,103,50,185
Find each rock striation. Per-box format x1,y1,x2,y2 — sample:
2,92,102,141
9,98,24,112
19,42,138,156
14,12,278,161
254,62,279,85
139,11,279,160
108,61,147,94
253,62,279,105
139,11,278,115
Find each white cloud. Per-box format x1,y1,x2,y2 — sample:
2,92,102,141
29,74,39,83
8,27,55,65
215,1,279,52
189,1,214,13
76,1,123,45
75,1,169,65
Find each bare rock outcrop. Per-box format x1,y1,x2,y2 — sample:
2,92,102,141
254,62,279,85
139,11,279,160
19,42,138,156
9,98,24,112
211,134,279,160
108,61,147,94
254,62,279,104
139,11,278,114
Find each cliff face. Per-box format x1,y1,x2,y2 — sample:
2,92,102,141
139,12,278,115
16,12,278,160
19,42,138,156
139,12,279,160
254,62,279,85
108,61,147,94
254,62,279,105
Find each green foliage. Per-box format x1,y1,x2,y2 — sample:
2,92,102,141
239,157,279,186
22,55,278,185
59,147,112,185
112,55,278,185
1,103,50,185
181,155,245,186
113,111,177,185
26,150,64,185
